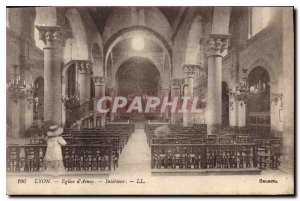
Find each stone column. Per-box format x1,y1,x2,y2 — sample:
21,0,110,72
36,26,62,125
205,34,230,133
182,64,198,127
170,78,182,124
93,76,106,128
77,60,91,104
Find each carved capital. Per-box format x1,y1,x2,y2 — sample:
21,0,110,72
35,26,62,46
93,76,106,86
170,78,183,87
205,34,230,57
77,60,92,74
183,64,199,78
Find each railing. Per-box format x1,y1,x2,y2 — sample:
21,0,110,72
62,145,112,171
151,143,257,169
7,144,113,172
7,145,46,172
66,100,94,127
76,100,94,120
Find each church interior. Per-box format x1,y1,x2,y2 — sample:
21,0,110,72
6,7,294,177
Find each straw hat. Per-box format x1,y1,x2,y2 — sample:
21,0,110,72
47,125,64,137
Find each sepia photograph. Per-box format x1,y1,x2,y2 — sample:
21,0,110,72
5,5,294,195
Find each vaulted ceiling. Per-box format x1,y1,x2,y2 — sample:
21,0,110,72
87,7,183,34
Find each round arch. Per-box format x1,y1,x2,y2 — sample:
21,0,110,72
103,7,172,44
104,26,172,75
245,58,276,86
185,15,203,65
111,55,163,89
64,8,89,61
115,55,163,77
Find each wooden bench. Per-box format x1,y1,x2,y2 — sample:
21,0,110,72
7,144,114,172
151,143,257,170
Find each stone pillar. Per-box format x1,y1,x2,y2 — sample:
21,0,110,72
93,76,106,128
205,34,230,133
77,60,91,104
36,26,63,125
170,78,182,124
182,65,198,127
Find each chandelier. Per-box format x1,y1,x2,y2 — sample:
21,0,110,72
7,65,36,104
61,95,80,109
228,67,269,108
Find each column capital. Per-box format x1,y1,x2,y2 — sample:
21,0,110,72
36,26,71,47
93,76,106,86
170,78,183,87
205,34,231,57
35,26,65,46
183,64,200,78
76,60,92,74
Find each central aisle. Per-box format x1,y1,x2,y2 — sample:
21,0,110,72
111,124,151,177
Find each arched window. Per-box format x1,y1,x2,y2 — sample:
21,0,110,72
248,7,272,38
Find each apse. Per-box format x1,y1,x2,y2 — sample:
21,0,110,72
116,57,161,97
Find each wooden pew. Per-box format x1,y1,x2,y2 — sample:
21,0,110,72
6,144,114,172
151,143,257,170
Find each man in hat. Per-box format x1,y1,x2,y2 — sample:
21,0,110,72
44,125,66,173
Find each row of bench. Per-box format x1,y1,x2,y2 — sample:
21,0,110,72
7,124,135,172
145,123,283,170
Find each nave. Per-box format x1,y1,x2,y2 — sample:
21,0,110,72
111,124,151,176
5,7,294,195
